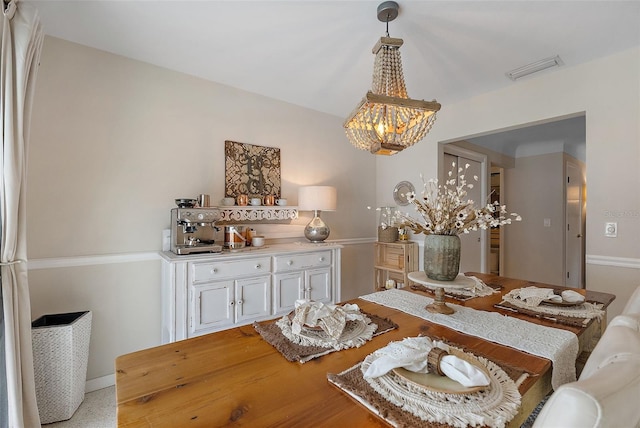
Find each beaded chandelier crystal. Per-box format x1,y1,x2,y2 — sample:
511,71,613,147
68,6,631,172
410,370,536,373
344,1,441,156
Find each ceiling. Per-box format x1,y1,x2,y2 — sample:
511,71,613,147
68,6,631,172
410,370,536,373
24,1,640,157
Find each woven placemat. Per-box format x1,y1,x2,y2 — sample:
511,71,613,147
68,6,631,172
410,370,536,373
327,337,530,428
254,312,398,363
494,302,590,327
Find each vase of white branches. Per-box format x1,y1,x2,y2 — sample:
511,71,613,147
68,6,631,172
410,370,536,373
400,163,522,281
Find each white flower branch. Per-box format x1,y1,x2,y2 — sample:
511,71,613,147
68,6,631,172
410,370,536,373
398,163,522,236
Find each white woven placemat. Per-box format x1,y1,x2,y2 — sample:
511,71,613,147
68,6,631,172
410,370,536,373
277,315,376,350
360,289,578,389
501,289,605,320
361,345,521,428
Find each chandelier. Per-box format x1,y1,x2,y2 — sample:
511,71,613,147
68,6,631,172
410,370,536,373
344,1,441,156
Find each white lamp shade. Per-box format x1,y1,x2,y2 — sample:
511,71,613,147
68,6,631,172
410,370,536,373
298,186,337,211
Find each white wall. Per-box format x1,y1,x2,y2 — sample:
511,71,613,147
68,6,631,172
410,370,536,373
503,153,565,284
377,47,640,320
27,37,376,385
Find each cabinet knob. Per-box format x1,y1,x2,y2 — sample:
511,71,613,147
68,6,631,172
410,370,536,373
319,257,325,262
237,300,243,305
287,260,293,266
211,268,218,274
255,264,261,269
229,301,234,306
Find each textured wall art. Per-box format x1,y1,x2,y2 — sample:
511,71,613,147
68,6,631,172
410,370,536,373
225,140,281,198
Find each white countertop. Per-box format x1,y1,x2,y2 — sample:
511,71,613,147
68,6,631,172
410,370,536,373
160,241,343,262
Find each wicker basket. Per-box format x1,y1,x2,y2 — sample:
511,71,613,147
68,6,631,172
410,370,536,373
31,311,92,424
378,226,399,243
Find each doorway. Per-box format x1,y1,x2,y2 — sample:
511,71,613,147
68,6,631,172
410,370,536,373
440,145,488,274
440,114,586,285
490,167,503,275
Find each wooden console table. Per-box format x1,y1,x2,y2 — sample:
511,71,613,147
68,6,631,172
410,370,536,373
116,273,614,427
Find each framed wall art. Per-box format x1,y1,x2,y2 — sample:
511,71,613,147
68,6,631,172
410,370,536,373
225,140,281,198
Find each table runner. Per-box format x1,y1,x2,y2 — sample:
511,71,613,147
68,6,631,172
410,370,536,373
360,289,578,389
328,341,527,428
253,312,398,363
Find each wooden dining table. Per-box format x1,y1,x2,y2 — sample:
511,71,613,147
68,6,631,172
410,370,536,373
115,273,615,427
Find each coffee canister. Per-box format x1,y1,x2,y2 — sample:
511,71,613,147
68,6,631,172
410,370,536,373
197,194,210,207
224,226,246,249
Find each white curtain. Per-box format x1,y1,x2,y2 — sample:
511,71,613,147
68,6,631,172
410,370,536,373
0,0,43,426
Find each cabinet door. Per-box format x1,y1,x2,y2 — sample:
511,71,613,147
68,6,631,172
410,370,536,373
306,267,331,303
191,281,234,335
235,276,271,323
273,271,304,314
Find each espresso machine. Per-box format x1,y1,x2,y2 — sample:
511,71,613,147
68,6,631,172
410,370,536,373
170,208,223,255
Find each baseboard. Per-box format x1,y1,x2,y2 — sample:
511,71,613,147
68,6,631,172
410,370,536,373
85,374,115,393
586,254,640,269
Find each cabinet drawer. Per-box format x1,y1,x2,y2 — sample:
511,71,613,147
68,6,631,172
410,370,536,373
191,257,271,283
273,251,331,272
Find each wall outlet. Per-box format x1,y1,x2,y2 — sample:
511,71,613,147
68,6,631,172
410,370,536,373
605,222,617,238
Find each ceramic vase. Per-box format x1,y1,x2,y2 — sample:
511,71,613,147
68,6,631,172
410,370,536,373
424,234,461,281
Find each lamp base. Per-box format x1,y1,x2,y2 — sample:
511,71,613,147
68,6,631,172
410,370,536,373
304,211,330,243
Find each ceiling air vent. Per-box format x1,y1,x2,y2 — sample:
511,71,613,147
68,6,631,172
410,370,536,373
506,55,564,81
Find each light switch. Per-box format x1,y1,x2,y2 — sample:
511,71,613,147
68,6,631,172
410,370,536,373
544,218,551,227
605,222,617,238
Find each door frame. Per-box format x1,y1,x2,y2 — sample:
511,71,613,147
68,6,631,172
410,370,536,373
565,159,586,287
439,143,490,274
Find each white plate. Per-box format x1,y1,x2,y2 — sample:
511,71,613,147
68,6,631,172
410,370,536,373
393,181,415,206
541,298,584,307
391,350,489,395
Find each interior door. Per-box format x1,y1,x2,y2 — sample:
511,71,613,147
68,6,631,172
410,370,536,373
565,161,584,287
444,153,483,273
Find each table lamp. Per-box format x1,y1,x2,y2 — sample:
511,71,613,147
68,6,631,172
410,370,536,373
298,186,337,242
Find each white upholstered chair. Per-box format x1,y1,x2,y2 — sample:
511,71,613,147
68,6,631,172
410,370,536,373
533,285,640,428
622,284,640,314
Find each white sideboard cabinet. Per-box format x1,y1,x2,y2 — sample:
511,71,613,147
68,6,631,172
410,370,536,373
160,243,342,343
